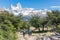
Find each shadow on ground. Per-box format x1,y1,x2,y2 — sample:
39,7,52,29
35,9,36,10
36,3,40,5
32,30,51,33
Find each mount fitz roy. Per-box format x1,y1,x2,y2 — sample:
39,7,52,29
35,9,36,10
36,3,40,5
10,3,51,17
0,3,51,18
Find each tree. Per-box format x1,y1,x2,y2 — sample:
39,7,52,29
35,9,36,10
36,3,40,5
47,10,60,31
30,15,43,31
41,18,48,31
0,11,17,40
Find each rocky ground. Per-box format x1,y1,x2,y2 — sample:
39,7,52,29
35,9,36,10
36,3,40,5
17,32,60,40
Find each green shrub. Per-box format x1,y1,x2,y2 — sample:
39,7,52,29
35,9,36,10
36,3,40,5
56,24,60,33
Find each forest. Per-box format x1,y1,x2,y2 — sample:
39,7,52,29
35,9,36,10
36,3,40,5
0,10,60,40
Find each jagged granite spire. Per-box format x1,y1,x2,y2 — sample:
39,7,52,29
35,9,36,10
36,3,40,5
16,2,22,10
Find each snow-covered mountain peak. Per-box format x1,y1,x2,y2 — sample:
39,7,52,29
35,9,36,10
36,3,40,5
10,3,51,17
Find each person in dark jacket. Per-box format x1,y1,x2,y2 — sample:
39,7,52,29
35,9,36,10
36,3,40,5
27,28,32,36
22,29,26,38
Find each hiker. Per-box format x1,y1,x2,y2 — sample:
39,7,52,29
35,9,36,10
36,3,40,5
22,29,26,37
23,31,25,37
27,28,32,36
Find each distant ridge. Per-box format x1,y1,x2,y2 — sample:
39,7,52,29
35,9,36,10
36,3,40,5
10,3,51,18
0,3,52,18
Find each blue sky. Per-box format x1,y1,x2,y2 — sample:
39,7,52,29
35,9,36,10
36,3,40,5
0,0,60,10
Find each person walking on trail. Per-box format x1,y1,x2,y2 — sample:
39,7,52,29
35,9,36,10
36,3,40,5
23,31,26,37
27,28,32,37
22,29,26,38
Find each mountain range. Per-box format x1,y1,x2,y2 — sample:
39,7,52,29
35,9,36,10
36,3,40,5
0,3,51,18
10,3,51,17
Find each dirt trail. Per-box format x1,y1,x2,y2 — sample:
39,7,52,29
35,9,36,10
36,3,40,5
17,32,37,40
17,32,55,40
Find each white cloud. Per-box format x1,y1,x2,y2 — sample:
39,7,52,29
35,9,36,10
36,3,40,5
50,6,60,8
